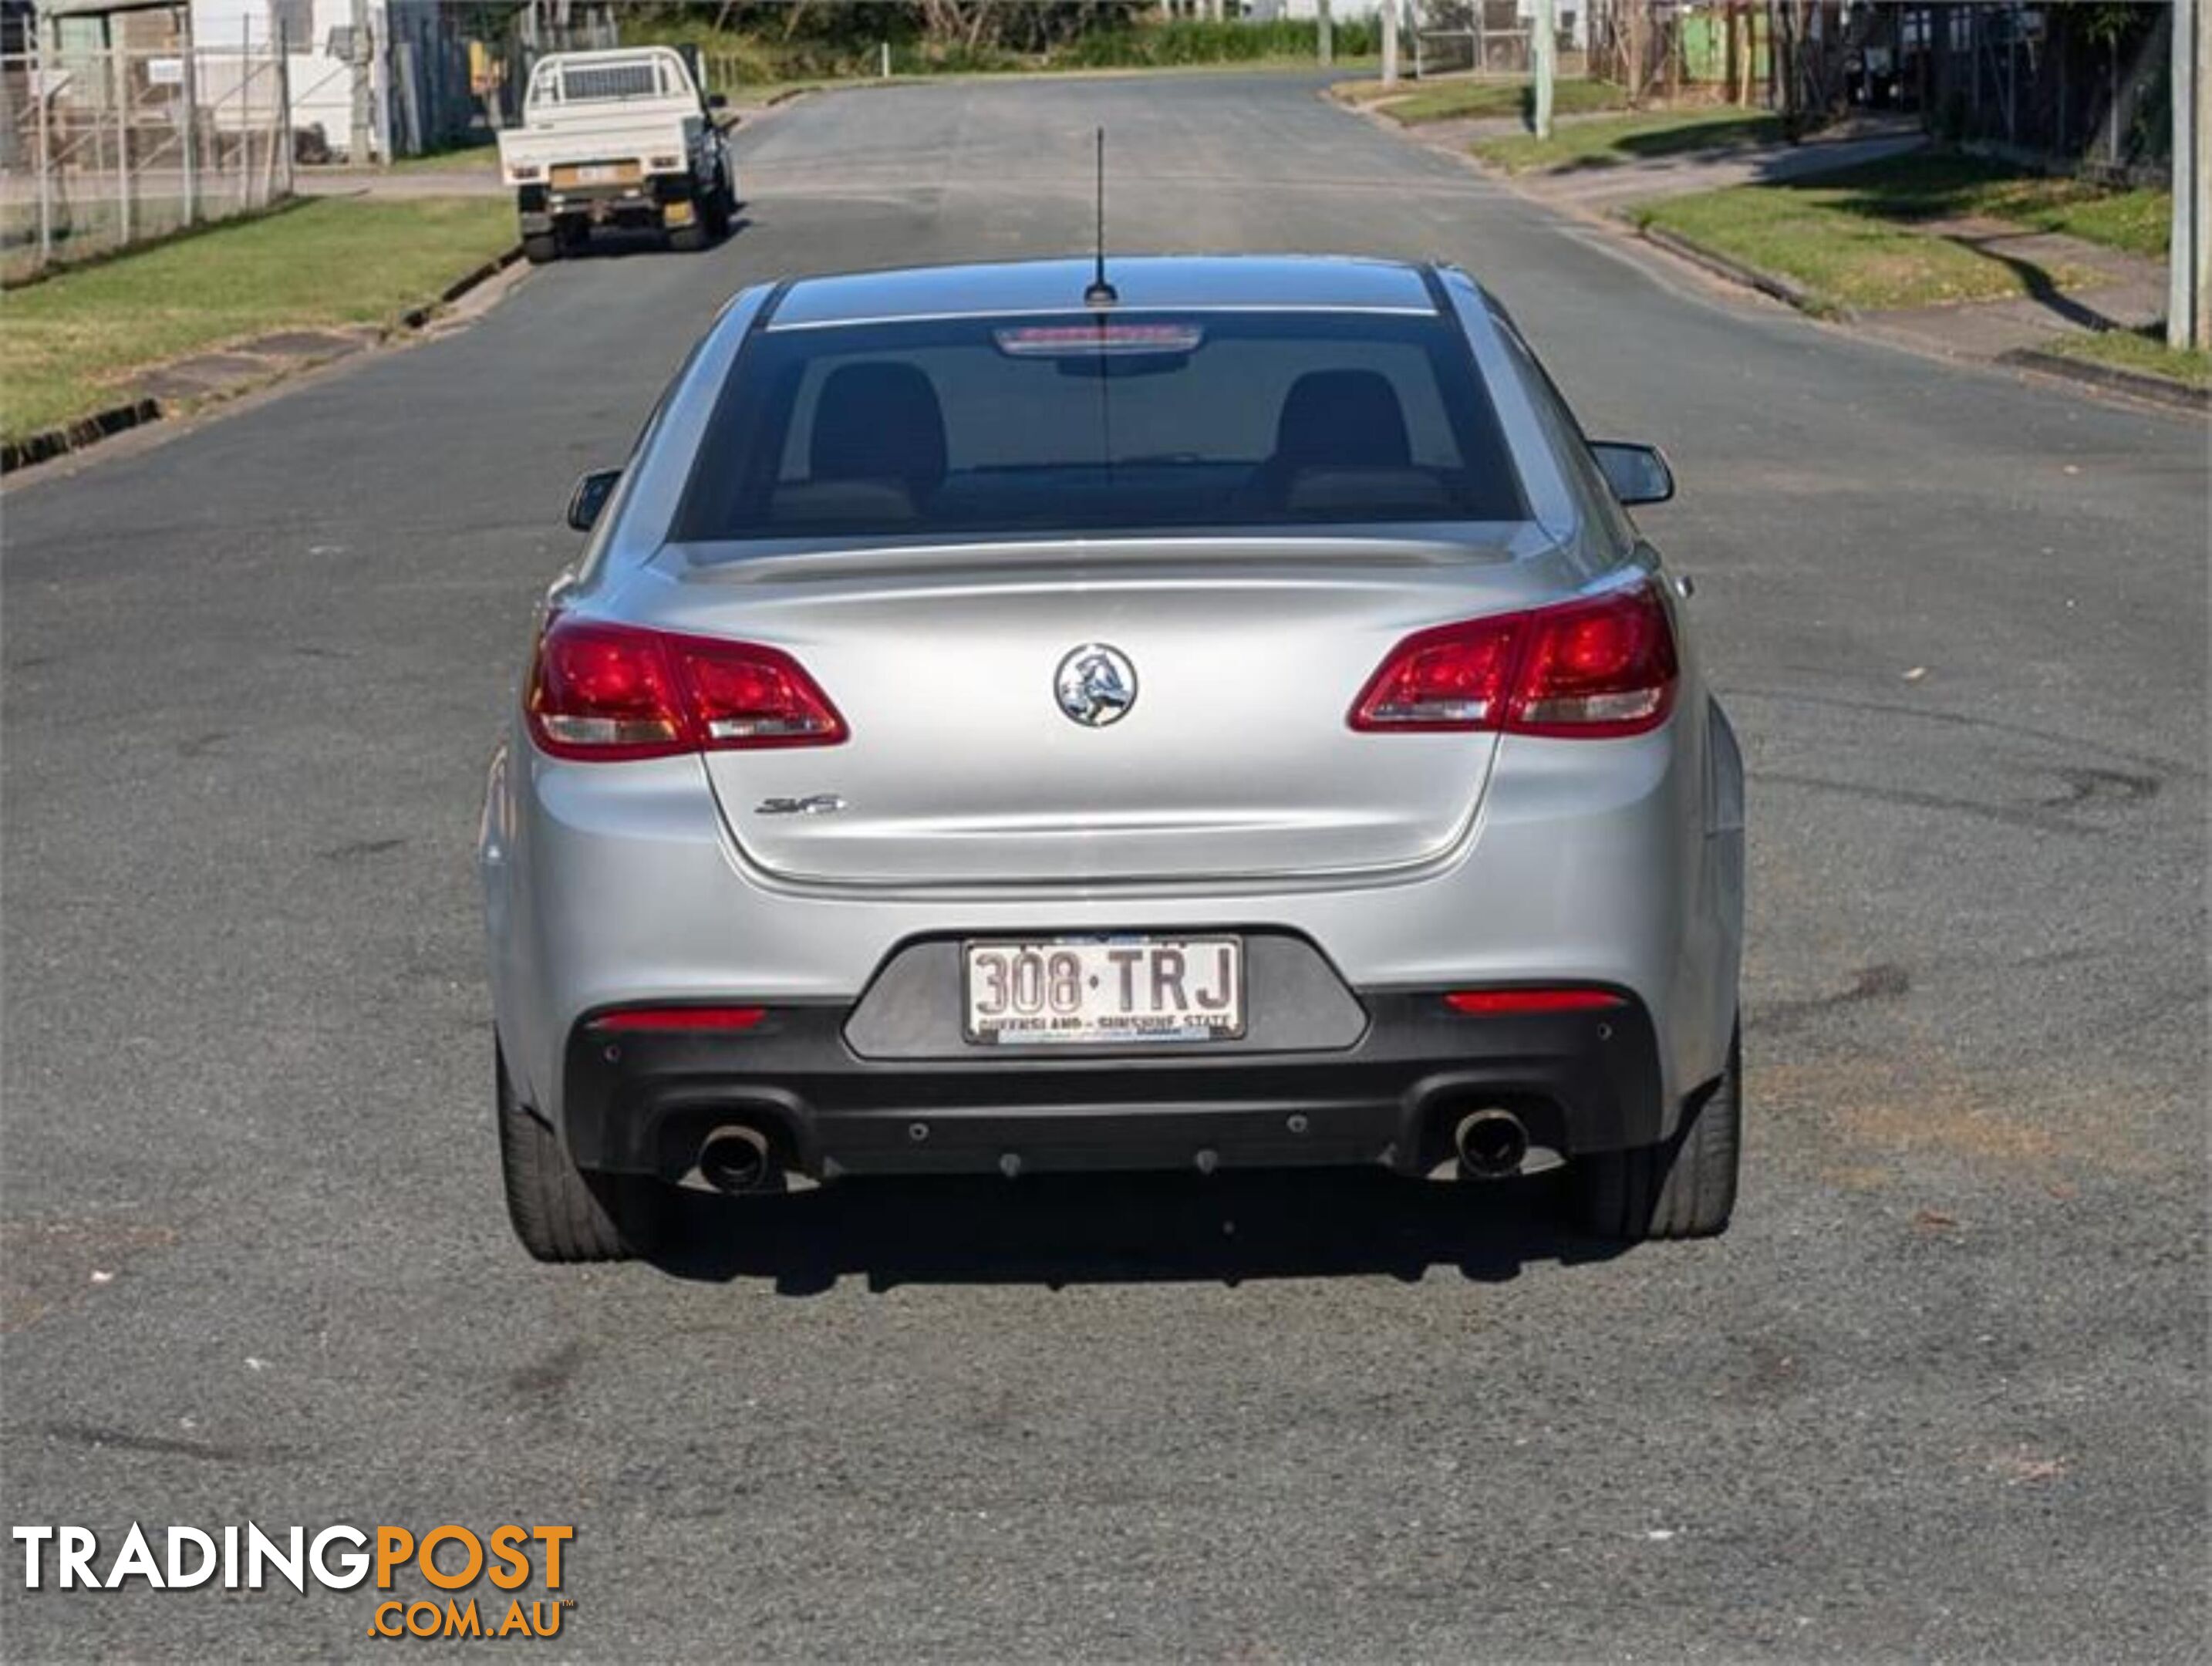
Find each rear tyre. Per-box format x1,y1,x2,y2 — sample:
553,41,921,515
521,231,561,265
1570,1021,1741,1241
497,1044,665,1262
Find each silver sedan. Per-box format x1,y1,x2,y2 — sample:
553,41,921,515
477,255,1745,1260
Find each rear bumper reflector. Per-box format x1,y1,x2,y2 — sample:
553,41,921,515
589,1005,767,1032
1444,989,1626,1015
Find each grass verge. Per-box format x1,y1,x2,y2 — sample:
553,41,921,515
1631,153,2156,312
2,196,514,442
1636,188,2093,312
1739,150,2169,258
2042,328,2211,390
1472,106,1782,173
1366,76,1627,126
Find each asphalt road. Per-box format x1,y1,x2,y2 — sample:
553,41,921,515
3,73,2205,1662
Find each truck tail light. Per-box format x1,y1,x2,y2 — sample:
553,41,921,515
1350,582,1678,739
526,615,846,762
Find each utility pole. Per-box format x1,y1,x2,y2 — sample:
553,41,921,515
2173,0,2210,351
180,1,198,223
1382,0,1399,87
1317,0,1333,70
112,36,131,243
276,5,294,201
349,0,374,166
32,24,50,265
1533,0,1556,140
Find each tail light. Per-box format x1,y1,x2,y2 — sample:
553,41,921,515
1346,613,1524,730
1350,582,1678,739
1510,583,1680,736
526,615,846,762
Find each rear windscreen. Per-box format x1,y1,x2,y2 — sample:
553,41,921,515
673,309,1528,540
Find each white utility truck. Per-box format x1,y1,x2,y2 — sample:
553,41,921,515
497,47,735,261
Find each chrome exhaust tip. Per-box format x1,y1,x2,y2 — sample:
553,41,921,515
1454,1109,1530,1179
698,1124,774,1194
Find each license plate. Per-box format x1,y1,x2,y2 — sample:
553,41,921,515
555,162,634,187
964,936,1243,1046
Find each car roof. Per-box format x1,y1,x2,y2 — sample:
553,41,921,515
764,255,1445,331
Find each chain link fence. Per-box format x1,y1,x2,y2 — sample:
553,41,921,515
1412,26,1537,78
1,41,294,282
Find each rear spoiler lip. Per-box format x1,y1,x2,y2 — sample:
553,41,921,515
649,524,1561,582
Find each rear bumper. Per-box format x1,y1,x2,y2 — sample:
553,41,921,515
518,173,696,233
481,695,1745,1148
560,990,1666,1182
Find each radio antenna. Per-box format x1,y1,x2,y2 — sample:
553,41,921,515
1084,127,1118,308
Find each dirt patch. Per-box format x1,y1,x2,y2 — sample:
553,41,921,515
1,1216,178,1331
1756,1001,2165,1186
1984,1447,2069,1486
1767,1051,2072,1169
1817,1162,1897,1192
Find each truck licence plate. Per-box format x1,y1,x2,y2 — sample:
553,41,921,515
964,936,1243,1046
555,162,636,187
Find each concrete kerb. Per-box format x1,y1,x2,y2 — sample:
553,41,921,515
1998,346,2210,413
0,399,163,474
1632,221,1847,319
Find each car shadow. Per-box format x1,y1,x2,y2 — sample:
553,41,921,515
646,1168,1629,1294
555,207,750,260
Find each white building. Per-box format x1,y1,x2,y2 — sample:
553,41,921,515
32,0,610,160
181,0,359,156
1249,2,1399,18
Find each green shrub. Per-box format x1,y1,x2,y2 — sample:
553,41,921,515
620,12,1372,83
1058,19,1376,69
